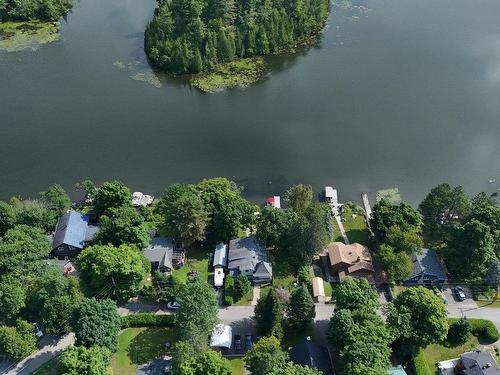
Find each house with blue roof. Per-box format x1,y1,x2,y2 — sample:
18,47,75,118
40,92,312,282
51,210,99,259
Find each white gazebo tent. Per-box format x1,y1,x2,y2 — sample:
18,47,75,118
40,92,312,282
210,324,233,350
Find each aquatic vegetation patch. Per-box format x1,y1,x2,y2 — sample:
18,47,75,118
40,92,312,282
130,72,162,88
0,21,59,52
190,57,267,93
376,188,402,204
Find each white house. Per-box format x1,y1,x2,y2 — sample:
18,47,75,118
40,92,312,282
213,243,228,287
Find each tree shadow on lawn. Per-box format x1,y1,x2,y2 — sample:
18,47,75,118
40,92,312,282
127,328,175,365
345,229,370,246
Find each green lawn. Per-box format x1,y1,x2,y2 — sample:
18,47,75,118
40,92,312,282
270,255,297,292
234,287,254,306
229,357,245,375
323,280,333,299
422,336,481,371
172,246,212,283
340,204,370,245
477,300,500,308
30,358,60,375
110,327,175,375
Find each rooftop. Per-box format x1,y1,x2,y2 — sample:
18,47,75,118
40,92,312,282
289,337,333,375
408,248,447,282
144,237,174,270
228,236,268,272
52,210,90,250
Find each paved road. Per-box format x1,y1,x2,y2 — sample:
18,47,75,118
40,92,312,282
4,333,75,375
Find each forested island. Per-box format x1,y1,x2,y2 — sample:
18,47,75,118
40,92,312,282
0,0,72,21
144,0,330,85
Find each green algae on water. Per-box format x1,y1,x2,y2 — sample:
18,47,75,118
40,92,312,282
130,72,162,88
0,21,59,52
190,57,267,93
376,188,402,204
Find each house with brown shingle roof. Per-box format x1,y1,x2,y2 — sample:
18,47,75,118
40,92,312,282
327,242,375,283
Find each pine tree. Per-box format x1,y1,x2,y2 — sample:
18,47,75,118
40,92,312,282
287,284,315,330
254,288,283,339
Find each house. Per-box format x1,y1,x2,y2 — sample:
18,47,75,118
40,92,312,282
404,248,447,286
388,365,408,375
51,210,99,259
266,196,281,209
289,337,334,375
327,242,375,283
213,243,228,287
144,237,174,273
228,236,272,284
437,349,500,375
210,324,232,350
312,277,326,303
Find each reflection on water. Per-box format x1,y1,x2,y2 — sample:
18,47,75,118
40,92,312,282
1,0,500,205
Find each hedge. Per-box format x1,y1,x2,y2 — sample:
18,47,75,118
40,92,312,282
448,318,499,344
121,313,175,328
411,350,433,375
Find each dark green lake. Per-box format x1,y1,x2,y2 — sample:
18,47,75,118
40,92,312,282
1,0,500,204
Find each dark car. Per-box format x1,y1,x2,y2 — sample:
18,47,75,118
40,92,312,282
234,334,242,350
454,286,466,301
244,334,253,350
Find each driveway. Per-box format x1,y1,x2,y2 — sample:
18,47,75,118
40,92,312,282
5,333,75,375
443,286,477,309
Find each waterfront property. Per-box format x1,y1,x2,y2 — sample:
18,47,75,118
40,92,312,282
404,248,448,286
327,242,375,283
265,196,281,209
51,210,99,258
132,192,154,207
143,237,174,273
228,236,272,284
325,186,342,214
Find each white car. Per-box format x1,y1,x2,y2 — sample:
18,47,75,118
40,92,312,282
166,301,180,310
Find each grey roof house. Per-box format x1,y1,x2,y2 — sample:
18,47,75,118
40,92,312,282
404,248,447,286
213,243,228,268
289,337,334,375
228,236,272,283
144,237,174,273
438,349,500,375
51,210,99,259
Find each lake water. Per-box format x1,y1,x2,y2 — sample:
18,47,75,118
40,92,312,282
1,0,500,205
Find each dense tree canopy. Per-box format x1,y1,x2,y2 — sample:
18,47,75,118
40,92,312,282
72,298,121,352
370,199,422,242
175,278,219,352
77,244,150,302
244,336,289,375
145,0,329,74
285,184,313,213
287,284,315,330
157,183,209,245
178,350,231,375
9,197,56,232
39,184,71,219
58,345,112,375
194,178,255,242
375,244,413,283
419,183,470,242
0,319,37,361
93,180,133,216
95,206,150,249
387,287,448,357
0,0,72,21
254,288,284,339
445,219,496,282
0,275,27,324
0,225,51,274
332,277,379,312
0,201,16,237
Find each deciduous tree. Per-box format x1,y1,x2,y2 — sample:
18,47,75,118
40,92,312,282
179,350,231,375
93,180,132,216
59,345,112,375
287,284,315,330
332,277,379,312
375,244,413,283
244,336,289,375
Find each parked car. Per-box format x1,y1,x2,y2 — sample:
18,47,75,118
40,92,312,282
234,334,242,350
33,323,43,338
454,286,466,301
244,334,253,350
166,301,180,310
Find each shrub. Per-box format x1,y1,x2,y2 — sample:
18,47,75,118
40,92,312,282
411,350,433,375
224,275,234,306
447,318,471,345
447,318,499,344
297,266,312,285
224,295,233,306
121,313,175,328
234,275,251,301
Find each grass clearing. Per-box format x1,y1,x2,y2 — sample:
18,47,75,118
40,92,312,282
234,287,254,306
339,203,370,245
172,246,212,283
422,335,481,372
476,300,500,308
229,357,245,375
271,256,297,292
111,327,175,375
